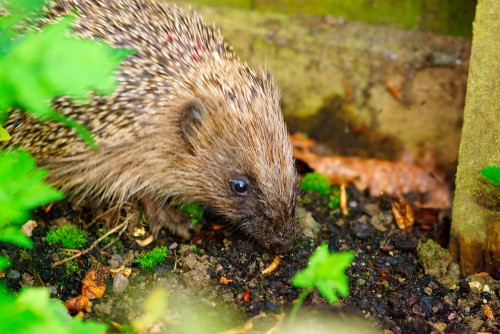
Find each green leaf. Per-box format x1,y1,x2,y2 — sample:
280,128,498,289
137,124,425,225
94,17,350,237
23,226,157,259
300,172,331,197
179,202,204,224
0,256,11,270
0,226,33,248
0,12,134,147
2,0,46,17
291,243,354,305
0,126,10,141
482,166,500,186
0,286,107,334
0,150,63,226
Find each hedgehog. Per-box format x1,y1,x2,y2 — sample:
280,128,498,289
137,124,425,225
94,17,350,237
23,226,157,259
2,0,298,254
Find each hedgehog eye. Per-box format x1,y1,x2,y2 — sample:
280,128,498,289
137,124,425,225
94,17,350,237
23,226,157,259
230,179,248,195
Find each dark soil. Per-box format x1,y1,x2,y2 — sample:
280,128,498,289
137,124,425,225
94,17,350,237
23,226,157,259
1,186,499,334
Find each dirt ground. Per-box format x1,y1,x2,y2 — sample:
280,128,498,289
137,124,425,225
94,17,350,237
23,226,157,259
2,181,498,334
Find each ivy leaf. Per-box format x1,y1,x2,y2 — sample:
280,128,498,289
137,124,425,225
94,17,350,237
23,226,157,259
292,243,354,304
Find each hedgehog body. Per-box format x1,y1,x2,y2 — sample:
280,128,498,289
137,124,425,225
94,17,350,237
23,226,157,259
3,0,297,253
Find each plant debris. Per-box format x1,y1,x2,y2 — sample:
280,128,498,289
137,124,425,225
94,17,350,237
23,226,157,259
291,133,451,208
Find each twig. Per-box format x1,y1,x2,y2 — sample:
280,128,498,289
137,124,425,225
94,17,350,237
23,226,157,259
52,220,128,268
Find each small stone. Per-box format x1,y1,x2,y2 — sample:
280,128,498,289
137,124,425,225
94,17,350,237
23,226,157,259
113,272,129,293
468,318,484,331
480,291,491,301
362,203,381,216
7,269,20,279
350,221,375,240
47,285,58,295
468,281,482,291
448,313,456,320
458,280,470,294
424,287,433,295
297,207,320,238
169,242,178,250
20,273,35,287
21,220,38,237
109,254,123,269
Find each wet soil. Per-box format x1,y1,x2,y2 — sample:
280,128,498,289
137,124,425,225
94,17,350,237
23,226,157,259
1,186,499,334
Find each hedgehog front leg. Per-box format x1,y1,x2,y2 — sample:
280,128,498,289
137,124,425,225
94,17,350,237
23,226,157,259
140,197,193,239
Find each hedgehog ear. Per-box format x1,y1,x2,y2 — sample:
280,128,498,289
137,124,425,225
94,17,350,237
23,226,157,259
180,100,206,147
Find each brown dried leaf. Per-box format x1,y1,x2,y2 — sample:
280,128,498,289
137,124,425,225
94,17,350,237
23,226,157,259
391,196,414,232
476,272,490,278
291,133,451,209
136,234,154,247
21,220,38,237
65,295,90,314
340,184,348,216
219,277,235,285
482,304,495,321
243,288,251,302
81,267,109,299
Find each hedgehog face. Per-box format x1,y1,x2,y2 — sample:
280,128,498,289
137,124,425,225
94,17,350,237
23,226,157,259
177,87,298,254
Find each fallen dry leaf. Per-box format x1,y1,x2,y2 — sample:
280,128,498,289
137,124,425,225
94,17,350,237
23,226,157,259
136,234,154,247
475,272,490,278
21,220,38,237
391,196,414,232
220,277,235,285
65,295,91,314
340,184,348,216
243,288,251,302
82,267,109,299
291,133,451,209
482,304,495,321
262,256,281,275
386,81,403,102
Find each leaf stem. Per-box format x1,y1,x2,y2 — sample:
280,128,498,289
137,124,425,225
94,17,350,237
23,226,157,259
288,287,312,325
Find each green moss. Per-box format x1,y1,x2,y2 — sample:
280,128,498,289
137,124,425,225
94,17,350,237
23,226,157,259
300,172,331,197
97,228,123,250
46,224,87,249
135,246,168,270
328,186,341,209
58,251,80,275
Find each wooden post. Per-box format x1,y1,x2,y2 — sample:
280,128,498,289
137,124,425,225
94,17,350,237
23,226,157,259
450,0,500,274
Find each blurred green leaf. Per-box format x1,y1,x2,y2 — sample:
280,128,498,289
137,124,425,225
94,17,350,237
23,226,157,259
0,226,33,248
0,256,10,270
0,126,10,141
292,243,354,304
0,150,63,225
0,12,134,147
0,286,107,334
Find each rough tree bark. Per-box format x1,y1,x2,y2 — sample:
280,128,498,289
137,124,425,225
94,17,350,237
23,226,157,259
450,0,500,274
